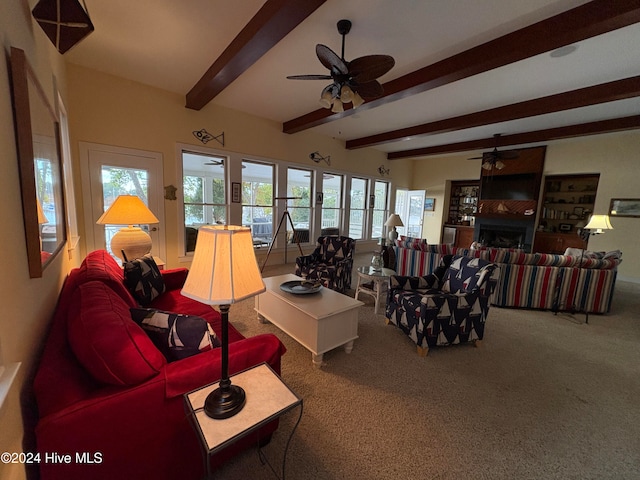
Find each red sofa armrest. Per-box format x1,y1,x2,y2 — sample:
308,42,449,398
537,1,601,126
164,333,286,398
161,267,189,291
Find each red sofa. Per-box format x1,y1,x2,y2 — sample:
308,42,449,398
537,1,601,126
32,250,286,480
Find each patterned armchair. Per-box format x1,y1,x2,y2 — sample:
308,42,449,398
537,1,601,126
385,255,498,356
295,236,356,293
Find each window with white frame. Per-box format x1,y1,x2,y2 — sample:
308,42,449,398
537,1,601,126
287,167,312,243
182,151,227,253
242,161,274,245
348,177,368,240
371,180,389,240
321,173,343,234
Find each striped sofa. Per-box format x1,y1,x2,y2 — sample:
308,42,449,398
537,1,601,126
392,239,621,314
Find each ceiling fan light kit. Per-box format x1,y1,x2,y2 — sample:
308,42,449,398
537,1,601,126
471,134,518,171
288,19,395,111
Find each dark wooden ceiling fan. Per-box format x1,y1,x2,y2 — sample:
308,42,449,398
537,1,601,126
469,134,519,170
287,19,395,111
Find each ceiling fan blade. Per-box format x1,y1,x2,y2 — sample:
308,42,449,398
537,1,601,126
497,150,520,159
348,55,395,83
468,156,483,160
286,74,333,80
351,80,384,98
316,44,347,75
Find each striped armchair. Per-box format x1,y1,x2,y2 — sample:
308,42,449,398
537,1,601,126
385,255,498,356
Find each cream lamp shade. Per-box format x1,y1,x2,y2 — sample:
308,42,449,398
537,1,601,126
584,214,613,234
181,225,265,419
384,214,404,242
96,195,159,262
181,225,266,305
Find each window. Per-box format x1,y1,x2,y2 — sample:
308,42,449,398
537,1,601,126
242,161,274,245
182,151,227,253
287,168,312,243
321,173,343,234
371,180,389,239
349,177,367,240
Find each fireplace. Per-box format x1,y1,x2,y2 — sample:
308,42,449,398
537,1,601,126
474,217,536,251
479,225,527,248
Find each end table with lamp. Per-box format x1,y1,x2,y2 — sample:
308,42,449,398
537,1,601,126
181,225,303,478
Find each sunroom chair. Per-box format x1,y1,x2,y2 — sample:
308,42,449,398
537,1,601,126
385,255,498,356
295,236,356,293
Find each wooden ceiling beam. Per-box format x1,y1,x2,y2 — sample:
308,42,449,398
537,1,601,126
186,0,326,110
386,115,640,160
347,75,640,150
283,0,640,134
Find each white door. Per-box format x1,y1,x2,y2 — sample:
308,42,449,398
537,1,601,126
395,190,425,238
80,143,165,262
406,190,426,238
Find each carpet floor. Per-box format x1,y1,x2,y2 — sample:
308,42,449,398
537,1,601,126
213,254,640,479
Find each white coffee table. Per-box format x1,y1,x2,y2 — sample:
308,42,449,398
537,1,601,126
255,274,363,367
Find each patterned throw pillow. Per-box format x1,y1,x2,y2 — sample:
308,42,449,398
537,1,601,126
123,254,166,306
130,308,221,361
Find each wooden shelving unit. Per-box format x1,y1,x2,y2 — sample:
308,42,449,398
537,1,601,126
444,180,479,248
534,173,600,254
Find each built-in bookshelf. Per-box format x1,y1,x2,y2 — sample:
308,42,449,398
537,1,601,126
539,174,600,232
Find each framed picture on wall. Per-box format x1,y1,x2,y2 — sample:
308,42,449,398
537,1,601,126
424,197,435,212
231,182,241,203
609,198,640,217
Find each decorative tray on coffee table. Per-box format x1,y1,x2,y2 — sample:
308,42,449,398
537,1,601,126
280,280,323,295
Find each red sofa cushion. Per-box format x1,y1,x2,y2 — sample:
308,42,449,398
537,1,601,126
68,281,166,385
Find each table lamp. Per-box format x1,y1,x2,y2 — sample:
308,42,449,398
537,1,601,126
96,195,159,262
181,225,266,419
385,214,404,242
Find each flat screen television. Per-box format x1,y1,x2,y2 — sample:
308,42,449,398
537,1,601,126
480,173,538,200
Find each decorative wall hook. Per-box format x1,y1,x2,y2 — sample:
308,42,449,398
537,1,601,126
309,151,330,166
193,129,224,146
378,165,390,176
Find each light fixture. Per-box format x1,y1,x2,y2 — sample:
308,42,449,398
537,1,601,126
309,151,331,165
385,214,404,242
181,225,266,419
481,159,505,171
96,195,159,262
583,214,613,234
572,214,612,324
377,165,390,176
31,0,94,54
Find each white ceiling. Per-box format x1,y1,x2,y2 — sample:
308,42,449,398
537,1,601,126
65,0,640,158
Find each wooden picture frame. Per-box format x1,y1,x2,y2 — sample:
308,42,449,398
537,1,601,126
231,182,241,203
424,197,435,212
9,47,67,278
609,198,640,218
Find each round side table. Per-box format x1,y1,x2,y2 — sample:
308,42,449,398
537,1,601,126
354,266,395,314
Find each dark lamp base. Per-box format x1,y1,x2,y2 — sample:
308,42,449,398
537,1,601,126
204,384,246,419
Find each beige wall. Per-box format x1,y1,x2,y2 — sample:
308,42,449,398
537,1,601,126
0,1,80,479
66,64,412,266
409,131,640,282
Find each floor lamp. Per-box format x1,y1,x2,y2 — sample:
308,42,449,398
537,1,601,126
573,214,613,323
181,225,266,419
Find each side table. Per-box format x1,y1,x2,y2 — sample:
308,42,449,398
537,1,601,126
354,266,395,314
184,363,303,479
